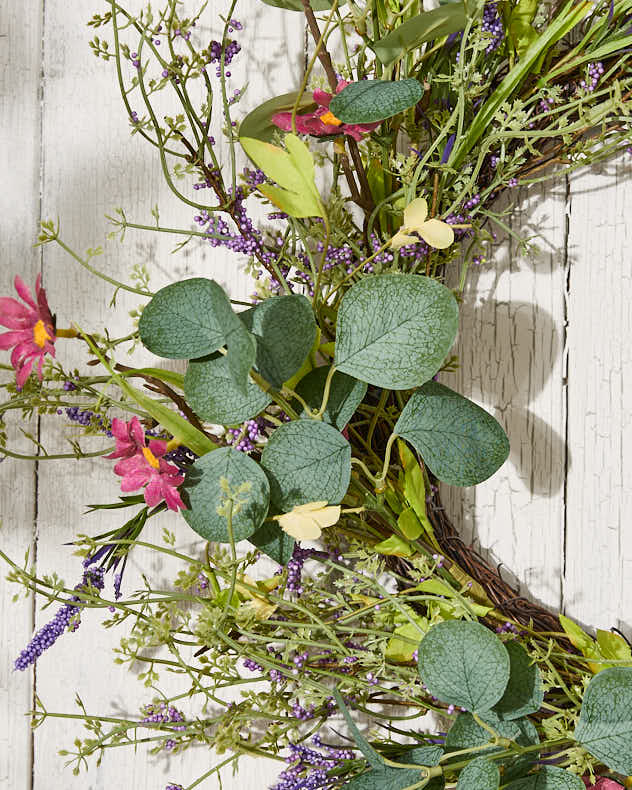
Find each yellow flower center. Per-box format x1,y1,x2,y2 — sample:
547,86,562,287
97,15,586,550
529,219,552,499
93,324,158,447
320,110,343,127
32,319,52,348
142,446,160,469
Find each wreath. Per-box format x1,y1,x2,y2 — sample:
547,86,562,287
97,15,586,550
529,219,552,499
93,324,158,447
2,1,632,788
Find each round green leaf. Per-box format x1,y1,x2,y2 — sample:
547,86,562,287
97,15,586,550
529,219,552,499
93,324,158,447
139,278,237,359
402,746,443,766
394,381,510,486
182,448,270,543
446,711,538,752
456,757,499,790
494,641,544,721
347,768,431,790
240,92,317,142
295,366,367,429
184,353,271,425
249,521,295,565
261,420,351,511
505,767,585,790
334,274,458,390
574,666,632,773
329,79,423,124
240,295,317,388
418,621,510,712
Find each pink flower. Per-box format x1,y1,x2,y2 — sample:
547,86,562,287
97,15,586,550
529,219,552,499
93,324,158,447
582,778,624,789
271,81,380,142
106,418,186,512
0,275,56,389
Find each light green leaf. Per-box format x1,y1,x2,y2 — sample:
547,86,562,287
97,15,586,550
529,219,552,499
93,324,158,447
240,295,317,389
574,666,632,773
505,767,585,790
261,420,351,511
398,507,423,540
505,0,538,58
493,641,544,721
596,629,632,662
182,448,270,542
334,274,458,390
295,366,367,430
418,621,510,712
456,757,499,790
249,521,295,565
394,381,510,486
240,91,317,142
329,79,423,124
399,441,437,546
139,278,239,360
372,4,467,65
184,353,271,426
386,612,428,662
374,534,414,557
240,134,323,218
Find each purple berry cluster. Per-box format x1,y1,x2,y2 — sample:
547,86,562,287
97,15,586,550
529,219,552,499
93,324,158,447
207,37,241,77
141,701,186,731
243,657,264,672
271,737,354,790
286,545,321,594
482,2,504,53
14,566,105,670
227,418,265,452
58,405,113,437
581,61,605,92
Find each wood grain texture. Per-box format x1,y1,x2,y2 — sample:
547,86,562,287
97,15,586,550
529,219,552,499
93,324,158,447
0,2,43,787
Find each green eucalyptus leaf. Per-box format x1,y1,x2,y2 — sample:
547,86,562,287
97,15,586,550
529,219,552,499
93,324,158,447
240,295,317,389
334,274,458,390
401,745,443,766
505,767,585,790
226,319,257,395
182,448,270,542
574,666,632,773
394,381,510,486
139,278,238,360
295,366,367,429
261,420,351,511
240,91,317,142
329,78,423,124
240,134,323,218
494,641,544,721
347,767,434,790
260,0,343,11
184,353,271,425
456,757,499,790
248,521,294,565
446,711,539,753
418,621,510,712
372,4,467,65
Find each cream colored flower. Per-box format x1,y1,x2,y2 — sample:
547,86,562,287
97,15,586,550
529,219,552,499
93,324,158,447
390,197,454,250
275,501,341,540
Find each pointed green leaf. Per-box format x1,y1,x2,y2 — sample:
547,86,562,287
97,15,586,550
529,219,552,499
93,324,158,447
182,448,270,542
456,757,499,790
295,366,367,429
398,507,423,540
418,621,510,712
505,767,585,790
494,642,544,721
372,4,467,65
334,275,458,390
374,534,415,557
394,381,510,486
248,521,295,565
329,79,423,124
240,91,317,142
240,295,317,389
240,134,323,218
261,420,351,511
184,353,271,425
139,278,240,360
574,666,632,773
333,688,384,769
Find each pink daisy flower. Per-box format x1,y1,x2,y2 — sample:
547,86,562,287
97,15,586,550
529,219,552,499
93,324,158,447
0,275,56,389
272,81,380,142
105,416,146,460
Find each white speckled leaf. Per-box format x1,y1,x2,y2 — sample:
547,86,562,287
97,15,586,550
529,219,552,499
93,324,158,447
456,757,499,790
184,353,271,425
261,421,351,511
182,448,270,543
505,767,585,790
295,366,367,429
418,621,510,712
334,274,458,390
494,641,544,721
329,79,423,124
394,381,510,486
574,666,632,773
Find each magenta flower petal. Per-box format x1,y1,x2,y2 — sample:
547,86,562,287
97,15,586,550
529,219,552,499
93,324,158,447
13,276,37,310
0,297,32,328
143,477,164,507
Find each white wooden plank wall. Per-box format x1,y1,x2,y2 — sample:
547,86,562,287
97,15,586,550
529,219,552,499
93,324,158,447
1,2,631,788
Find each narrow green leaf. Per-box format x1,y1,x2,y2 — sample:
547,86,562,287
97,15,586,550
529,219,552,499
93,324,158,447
394,381,510,486
261,421,351,511
456,757,499,790
240,91,317,142
260,0,343,11
505,767,585,790
329,79,423,124
182,448,270,542
119,367,185,389
184,353,271,426
494,641,544,721
418,621,510,712
332,688,384,770
574,666,632,773
295,366,367,429
372,4,467,65
334,274,458,390
248,521,294,565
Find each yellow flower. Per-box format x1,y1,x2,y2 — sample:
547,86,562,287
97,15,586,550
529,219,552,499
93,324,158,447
390,197,454,250
275,501,341,540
